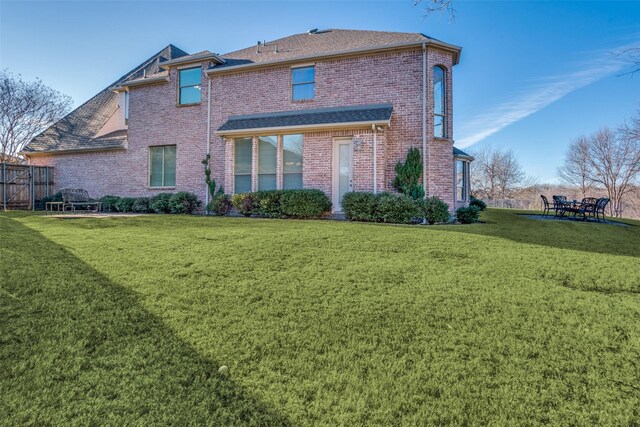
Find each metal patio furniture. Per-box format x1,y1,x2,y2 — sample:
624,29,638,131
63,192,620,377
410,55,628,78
60,188,102,213
594,197,610,223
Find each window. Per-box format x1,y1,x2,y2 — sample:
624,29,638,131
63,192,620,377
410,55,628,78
292,66,315,100
258,136,277,190
149,145,176,187
124,91,129,125
178,67,201,105
234,137,253,193
433,66,446,138
456,160,468,201
283,134,303,189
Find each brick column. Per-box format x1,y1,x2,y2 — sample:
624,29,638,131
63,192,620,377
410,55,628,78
276,135,283,190
251,136,258,192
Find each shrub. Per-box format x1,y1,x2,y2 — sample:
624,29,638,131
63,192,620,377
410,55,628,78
231,193,256,217
115,197,135,213
392,148,425,200
37,191,63,210
131,197,152,213
207,193,232,216
99,195,121,212
456,206,480,224
421,196,450,225
377,193,421,224
150,193,173,214
341,192,380,222
253,190,284,217
470,196,487,211
280,189,331,218
169,192,201,214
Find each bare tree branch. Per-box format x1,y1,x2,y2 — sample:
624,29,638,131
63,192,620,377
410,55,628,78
414,0,456,22
0,69,72,163
470,145,530,200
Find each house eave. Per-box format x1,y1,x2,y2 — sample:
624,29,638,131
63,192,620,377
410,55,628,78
159,53,225,70
22,145,127,157
112,75,169,91
215,119,391,137
209,40,461,75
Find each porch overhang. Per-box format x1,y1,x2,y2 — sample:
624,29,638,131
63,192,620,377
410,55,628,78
215,104,393,137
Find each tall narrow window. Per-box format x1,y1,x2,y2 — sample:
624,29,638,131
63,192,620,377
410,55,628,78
433,66,446,138
178,67,201,105
292,66,315,100
124,91,129,125
234,137,253,193
456,160,467,201
149,145,176,187
258,136,277,190
283,134,303,189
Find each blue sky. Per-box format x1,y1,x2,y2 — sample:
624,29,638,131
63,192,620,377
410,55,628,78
1,0,639,182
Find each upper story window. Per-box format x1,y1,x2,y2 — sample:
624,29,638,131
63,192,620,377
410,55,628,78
178,67,201,105
292,66,315,100
433,65,446,138
124,91,129,125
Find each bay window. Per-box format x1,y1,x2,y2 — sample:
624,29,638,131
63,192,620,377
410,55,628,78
258,136,277,190
234,137,253,193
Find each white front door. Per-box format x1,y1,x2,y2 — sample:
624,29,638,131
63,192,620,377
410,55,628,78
332,137,353,212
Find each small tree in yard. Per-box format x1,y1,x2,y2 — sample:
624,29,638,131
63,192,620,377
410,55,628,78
0,69,72,163
393,148,425,199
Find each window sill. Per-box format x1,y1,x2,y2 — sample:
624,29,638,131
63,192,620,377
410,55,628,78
176,102,201,107
149,186,176,190
434,136,451,142
291,99,315,103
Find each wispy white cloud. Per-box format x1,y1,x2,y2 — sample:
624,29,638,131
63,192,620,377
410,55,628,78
456,40,640,149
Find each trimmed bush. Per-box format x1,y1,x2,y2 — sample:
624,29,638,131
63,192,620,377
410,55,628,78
470,196,487,211
392,148,425,200
115,197,135,213
150,193,173,214
169,192,201,214
37,191,63,210
207,193,232,216
377,193,422,224
280,189,331,218
131,197,152,213
253,190,284,217
456,206,480,224
421,196,450,225
99,195,121,212
341,192,380,222
231,193,255,217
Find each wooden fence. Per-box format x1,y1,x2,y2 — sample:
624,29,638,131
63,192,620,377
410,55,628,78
1,163,55,210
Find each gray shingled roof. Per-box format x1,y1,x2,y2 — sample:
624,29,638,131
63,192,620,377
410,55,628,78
218,29,436,68
217,104,393,133
24,45,189,153
453,146,474,159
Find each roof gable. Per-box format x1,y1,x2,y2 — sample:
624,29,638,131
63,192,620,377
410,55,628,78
24,44,189,154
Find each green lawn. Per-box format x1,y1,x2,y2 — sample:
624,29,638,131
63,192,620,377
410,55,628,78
1,209,639,426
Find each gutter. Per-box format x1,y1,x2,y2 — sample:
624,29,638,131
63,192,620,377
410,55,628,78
113,75,169,91
422,42,428,198
21,145,127,157
205,77,212,208
208,39,461,75
159,52,225,70
215,119,391,137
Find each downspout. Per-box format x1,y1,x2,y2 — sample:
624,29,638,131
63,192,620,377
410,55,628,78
372,124,377,194
422,42,427,197
205,76,212,208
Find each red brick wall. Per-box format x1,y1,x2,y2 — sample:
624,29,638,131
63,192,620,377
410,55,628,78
30,46,457,209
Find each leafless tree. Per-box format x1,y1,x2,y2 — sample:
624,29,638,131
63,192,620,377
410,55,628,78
561,124,640,217
0,69,72,163
558,136,594,198
414,0,455,21
470,146,529,199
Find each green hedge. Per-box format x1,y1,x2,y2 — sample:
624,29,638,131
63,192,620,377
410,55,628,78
376,193,422,224
207,193,232,216
169,192,202,214
280,189,331,218
342,192,451,225
150,193,173,214
456,206,480,224
115,197,135,213
131,197,152,213
341,192,380,222
421,196,450,225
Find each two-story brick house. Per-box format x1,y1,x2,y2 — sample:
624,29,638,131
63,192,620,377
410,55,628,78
24,29,472,211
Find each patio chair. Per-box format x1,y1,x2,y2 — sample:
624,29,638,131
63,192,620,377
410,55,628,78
572,197,598,221
540,195,552,217
552,195,568,216
60,188,102,213
594,198,610,223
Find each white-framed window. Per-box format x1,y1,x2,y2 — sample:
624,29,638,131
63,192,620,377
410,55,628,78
433,65,446,138
233,134,304,193
149,145,176,187
234,137,253,193
292,66,315,100
178,67,201,105
283,134,303,189
456,159,468,201
258,136,277,190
